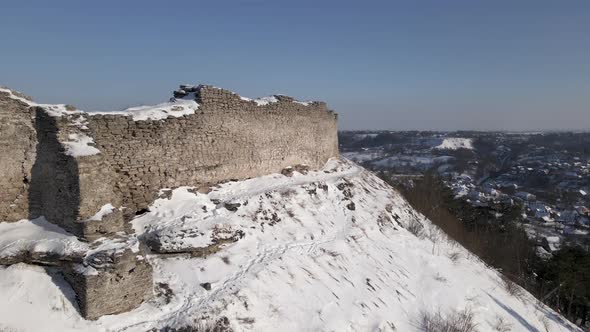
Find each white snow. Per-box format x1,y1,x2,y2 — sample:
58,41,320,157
0,89,98,156
62,133,101,157
0,159,580,331
0,87,199,121
85,204,116,222
435,137,474,150
0,87,34,105
0,217,88,260
88,93,200,121
0,87,80,117
108,97,199,121
2,86,312,125
239,95,279,106
240,94,312,106
0,264,96,332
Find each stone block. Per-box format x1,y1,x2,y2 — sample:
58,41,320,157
65,249,153,320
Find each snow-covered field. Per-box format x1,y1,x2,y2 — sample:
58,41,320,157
0,159,580,331
435,137,474,150
341,151,384,163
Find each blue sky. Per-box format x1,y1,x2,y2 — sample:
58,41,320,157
1,0,589,130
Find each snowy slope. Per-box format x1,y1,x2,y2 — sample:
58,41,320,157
0,159,580,332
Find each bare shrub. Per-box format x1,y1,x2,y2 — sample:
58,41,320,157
501,275,523,298
155,282,174,304
406,218,425,237
418,308,478,332
280,189,297,198
286,209,296,218
157,317,232,332
426,226,443,254
539,316,551,332
433,273,447,283
448,252,461,263
236,317,255,324
492,315,512,332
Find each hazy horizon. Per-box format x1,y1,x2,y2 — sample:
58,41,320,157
1,0,589,131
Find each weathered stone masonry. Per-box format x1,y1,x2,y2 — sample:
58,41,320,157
0,84,339,319
0,92,36,222
85,86,339,225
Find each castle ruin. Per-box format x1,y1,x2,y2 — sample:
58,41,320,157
0,84,339,319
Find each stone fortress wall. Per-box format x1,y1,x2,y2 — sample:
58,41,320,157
87,86,338,219
0,84,339,319
1,84,339,236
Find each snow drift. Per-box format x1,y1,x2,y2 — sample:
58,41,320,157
0,159,580,331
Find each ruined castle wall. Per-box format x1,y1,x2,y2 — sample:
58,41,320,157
0,91,36,221
1,86,339,236
83,86,339,216
0,85,338,319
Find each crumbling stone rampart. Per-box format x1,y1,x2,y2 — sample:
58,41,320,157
0,84,339,320
83,85,338,223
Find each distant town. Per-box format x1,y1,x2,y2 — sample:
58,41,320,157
340,131,590,256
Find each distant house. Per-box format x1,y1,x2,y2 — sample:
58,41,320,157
515,191,536,201
528,201,552,220
557,210,578,224
483,187,500,198
541,236,561,253
536,246,552,259
500,195,514,206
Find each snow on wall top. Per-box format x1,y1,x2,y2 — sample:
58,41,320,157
1,84,321,122
97,95,200,121
201,84,315,107
0,87,80,117
3,84,322,158
1,86,200,122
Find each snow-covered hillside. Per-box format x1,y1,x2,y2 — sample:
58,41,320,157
435,137,474,150
0,159,580,332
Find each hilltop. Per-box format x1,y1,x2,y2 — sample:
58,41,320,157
0,159,580,331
